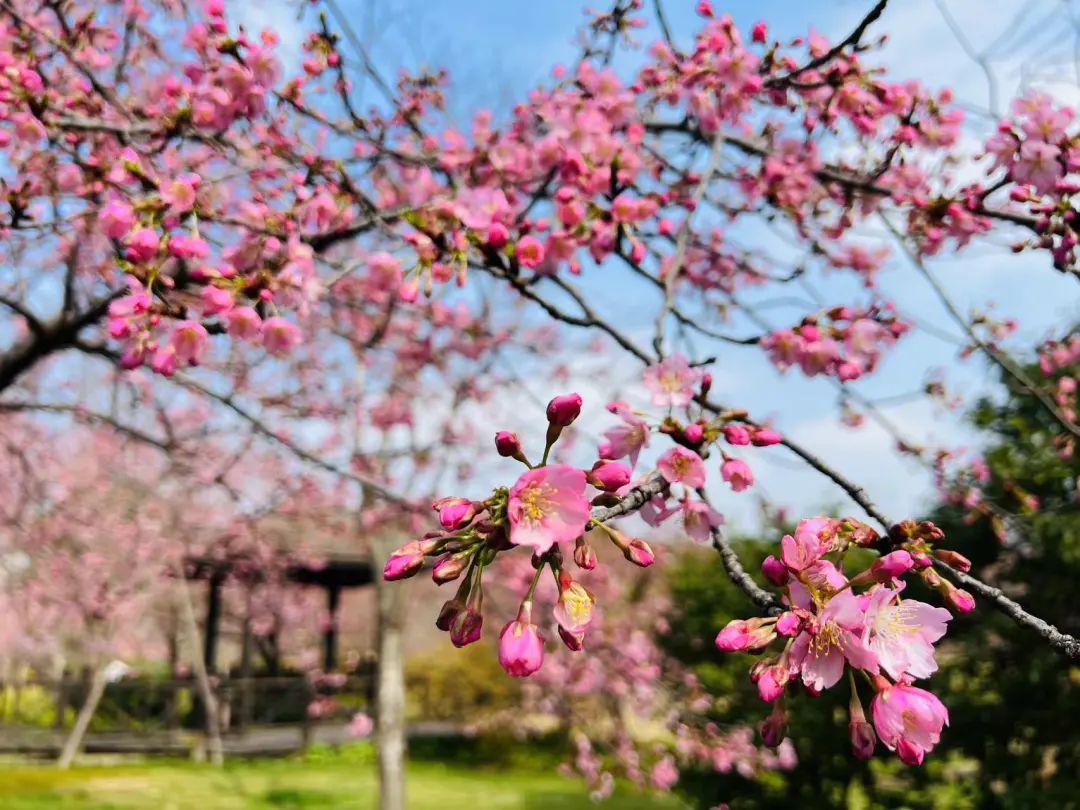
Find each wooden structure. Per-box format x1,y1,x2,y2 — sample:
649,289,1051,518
185,554,375,674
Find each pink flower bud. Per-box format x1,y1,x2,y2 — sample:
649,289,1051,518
945,585,976,614
715,619,751,652
933,548,972,572
432,554,469,584
752,21,768,42
450,608,483,647
574,538,597,570
683,423,704,444
756,666,787,702
623,538,655,567
382,540,429,581
761,555,789,586
751,428,782,447
433,497,477,531
495,430,523,458
722,425,752,446
850,720,877,760
759,706,787,748
546,392,583,427
775,611,800,637
498,617,545,676
588,460,632,492
870,550,914,582
558,625,585,651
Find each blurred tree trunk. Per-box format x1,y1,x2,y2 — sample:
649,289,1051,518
56,664,106,769
176,573,225,766
373,533,407,810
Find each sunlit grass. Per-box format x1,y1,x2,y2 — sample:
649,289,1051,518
0,745,687,809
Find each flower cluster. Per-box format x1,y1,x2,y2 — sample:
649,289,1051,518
383,357,784,676
761,305,910,382
716,517,974,764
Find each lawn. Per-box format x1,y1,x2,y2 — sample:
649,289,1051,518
0,746,687,809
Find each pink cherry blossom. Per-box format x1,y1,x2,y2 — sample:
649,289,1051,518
599,401,650,468
789,590,878,691
864,586,952,681
658,446,706,488
721,458,754,492
871,681,949,765
507,465,589,554
262,317,302,356
643,354,701,409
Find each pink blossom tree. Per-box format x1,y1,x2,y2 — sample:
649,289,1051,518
1,0,1079,805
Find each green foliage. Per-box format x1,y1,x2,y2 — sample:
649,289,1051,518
405,641,522,722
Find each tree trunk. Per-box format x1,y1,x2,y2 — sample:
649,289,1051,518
373,534,407,810
176,573,225,766
56,665,106,769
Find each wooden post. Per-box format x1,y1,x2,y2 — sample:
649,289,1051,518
203,571,225,675
53,668,70,730
323,584,342,671
239,616,254,733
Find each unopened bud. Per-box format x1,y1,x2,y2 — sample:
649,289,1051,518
761,555,789,586
435,598,464,632
870,550,914,582
588,460,632,492
623,538,655,567
450,608,483,647
944,583,976,614
546,392,582,427
558,625,585,651
750,427,782,447
933,548,971,572
432,554,469,584
759,705,787,748
495,430,524,458
574,537,597,570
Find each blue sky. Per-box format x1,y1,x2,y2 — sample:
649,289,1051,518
230,1,1080,532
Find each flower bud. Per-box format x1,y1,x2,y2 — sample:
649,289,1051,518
432,554,469,584
382,540,431,581
435,598,464,632
761,555,789,586
850,720,876,760
944,584,976,614
558,625,585,651
498,616,545,676
574,537,597,570
750,428,782,446
722,425,751,446
759,705,787,749
495,430,524,458
683,423,705,444
546,393,583,427
756,665,788,702
623,538,655,567
932,548,972,573
715,619,751,652
450,608,483,647
870,550,914,582
433,497,477,531
775,611,801,637
588,460,632,492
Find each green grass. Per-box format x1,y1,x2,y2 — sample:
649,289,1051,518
0,746,687,809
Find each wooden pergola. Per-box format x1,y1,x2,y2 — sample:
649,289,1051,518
186,554,375,674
